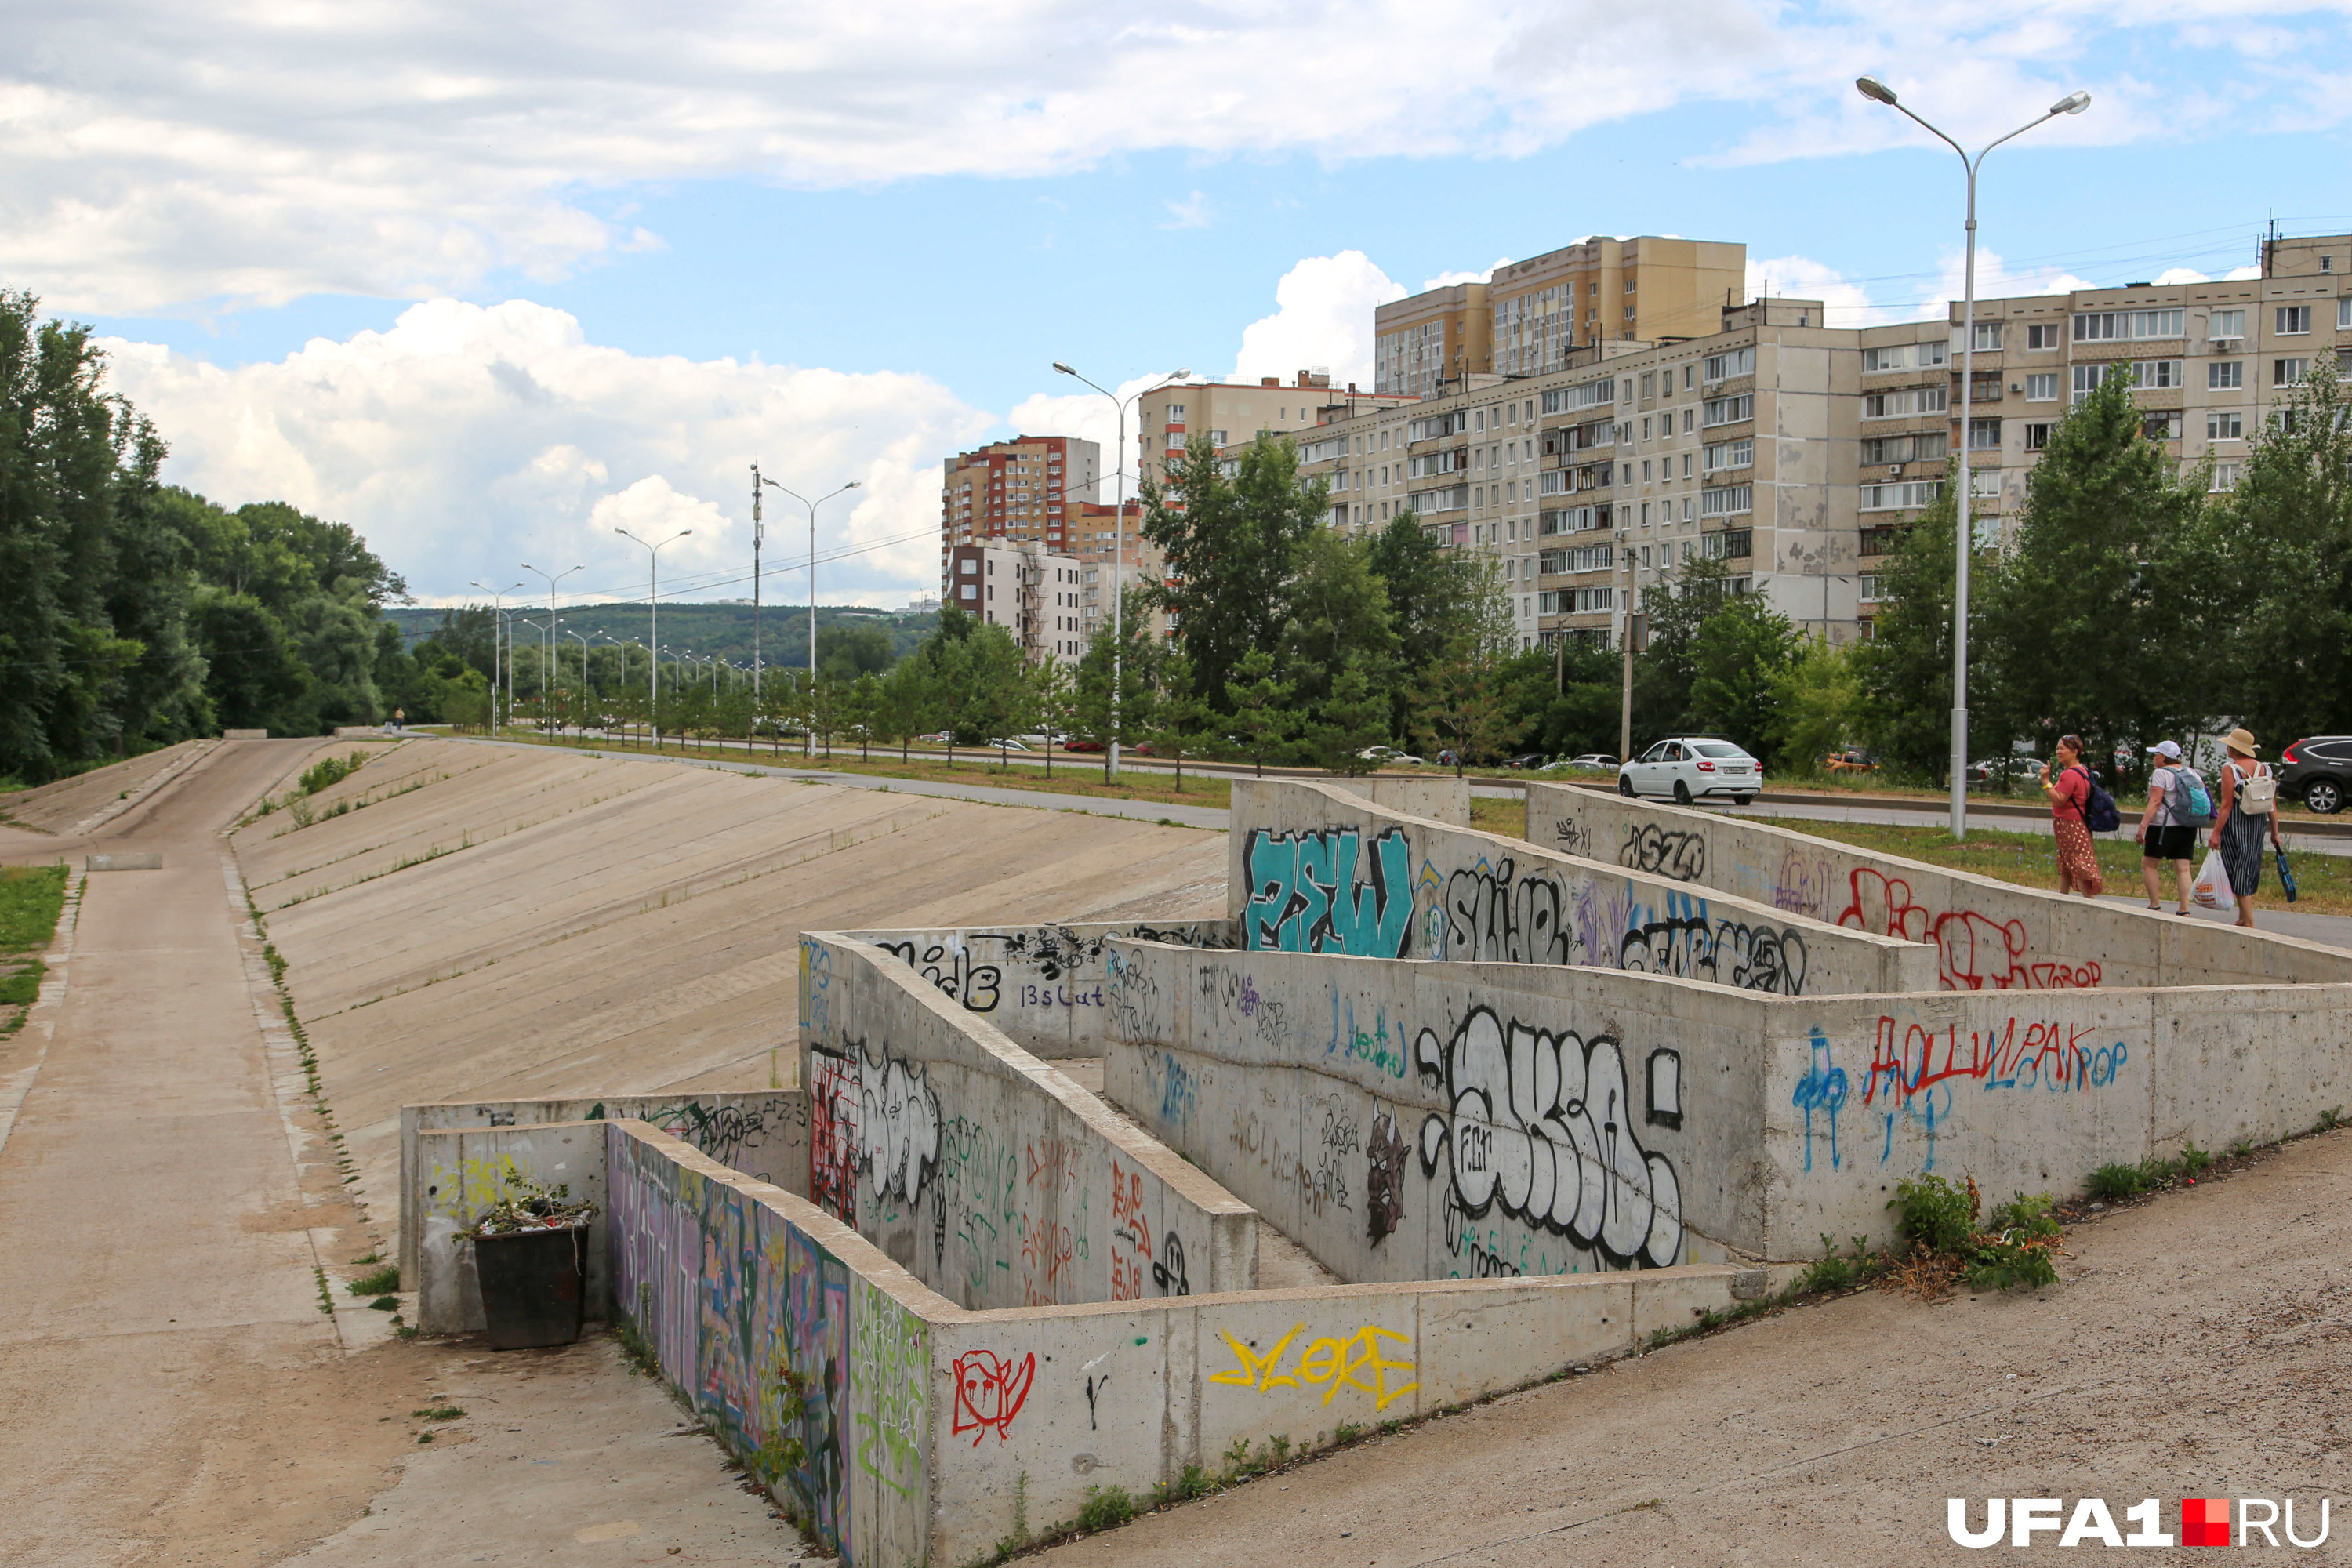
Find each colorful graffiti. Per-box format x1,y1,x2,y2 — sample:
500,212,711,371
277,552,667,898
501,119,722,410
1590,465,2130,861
1791,1027,1849,1173
1243,826,1416,956
1443,855,1573,966
783,1226,851,1548
1619,891,1809,995
851,1279,928,1501
1210,1321,1419,1410
808,1040,942,1221
1414,1006,1684,1269
950,1349,1036,1445
1364,1112,1406,1245
1836,869,2101,991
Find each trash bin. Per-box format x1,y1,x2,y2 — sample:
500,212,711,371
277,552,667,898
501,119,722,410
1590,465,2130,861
472,1224,587,1350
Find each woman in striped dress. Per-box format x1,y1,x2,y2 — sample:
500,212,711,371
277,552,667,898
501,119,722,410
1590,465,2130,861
2210,728,2283,929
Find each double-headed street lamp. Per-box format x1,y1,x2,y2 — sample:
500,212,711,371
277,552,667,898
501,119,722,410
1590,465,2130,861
615,527,691,747
521,562,583,731
470,579,524,731
1855,75,2089,840
754,475,862,757
1050,361,1189,779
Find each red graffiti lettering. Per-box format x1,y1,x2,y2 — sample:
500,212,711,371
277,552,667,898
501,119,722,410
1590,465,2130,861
950,1350,1036,1445
1837,872,2100,993
1860,1014,2102,1106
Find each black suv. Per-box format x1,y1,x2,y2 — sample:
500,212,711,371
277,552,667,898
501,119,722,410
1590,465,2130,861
2278,735,2352,815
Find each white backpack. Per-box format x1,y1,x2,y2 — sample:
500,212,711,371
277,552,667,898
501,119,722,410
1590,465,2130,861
2238,761,2277,818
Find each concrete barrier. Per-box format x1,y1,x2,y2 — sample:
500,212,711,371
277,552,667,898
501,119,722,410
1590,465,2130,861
841,918,1235,1059
413,1120,609,1335
797,931,1261,1308
222,728,268,739
1531,781,2352,990
84,852,162,872
1097,937,2352,1269
592,1116,1750,1568
1231,777,1935,997
398,1092,808,1285
1329,775,1472,825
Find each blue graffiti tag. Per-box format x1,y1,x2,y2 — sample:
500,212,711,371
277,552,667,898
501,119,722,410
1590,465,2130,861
1244,827,1415,956
1791,1026,1849,1174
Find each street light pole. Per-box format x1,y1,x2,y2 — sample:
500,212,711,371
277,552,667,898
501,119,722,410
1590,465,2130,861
521,563,583,734
470,579,523,732
749,463,767,700
757,477,862,757
615,527,692,748
1051,362,1189,780
1856,75,2089,840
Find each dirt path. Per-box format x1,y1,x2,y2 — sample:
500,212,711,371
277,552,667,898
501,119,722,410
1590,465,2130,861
1036,1127,2352,1566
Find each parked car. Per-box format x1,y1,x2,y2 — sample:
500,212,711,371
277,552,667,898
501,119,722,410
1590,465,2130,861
983,737,1030,752
1546,753,1618,774
1967,757,2046,785
1503,753,1548,770
2280,735,2352,815
1062,738,1104,753
1617,737,1761,805
1358,746,1424,767
1824,748,1878,775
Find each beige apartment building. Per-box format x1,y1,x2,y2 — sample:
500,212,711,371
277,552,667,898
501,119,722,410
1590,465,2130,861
1946,231,2352,557
938,435,1101,590
1130,372,1414,492
1374,237,1748,398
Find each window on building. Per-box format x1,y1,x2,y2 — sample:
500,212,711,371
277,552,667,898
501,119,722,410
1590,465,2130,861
2142,412,2183,441
1167,403,1185,420
1699,485,1753,517
2210,463,2241,492
1704,347,1758,381
2209,309,2245,342
1971,468,2002,499
2026,322,2063,350
2131,309,2185,339
2208,412,2243,441
2278,305,2312,336
2074,311,2125,342
1973,321,2004,350
2132,359,2184,389
1859,575,1883,602
1859,480,1945,511
2276,358,2310,387
1702,393,1755,427
2025,372,2059,401
2340,298,2352,329
1968,417,2002,450
2071,364,2111,404
2209,361,2243,390
1641,372,1656,398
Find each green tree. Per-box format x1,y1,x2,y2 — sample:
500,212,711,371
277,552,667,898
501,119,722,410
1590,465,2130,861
1280,525,1399,711
877,657,932,764
1144,652,1213,791
1853,490,1965,781
1366,510,1472,733
1224,648,1300,777
1305,656,1393,775
1073,586,1160,781
1140,433,1325,714
1766,636,1864,776
842,671,882,761
1031,656,1077,780
1977,364,2205,771
1686,592,1802,754
1629,554,1734,742
817,620,895,682
1411,557,1518,774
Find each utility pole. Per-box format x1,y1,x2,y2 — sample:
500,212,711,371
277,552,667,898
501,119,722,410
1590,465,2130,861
750,463,766,700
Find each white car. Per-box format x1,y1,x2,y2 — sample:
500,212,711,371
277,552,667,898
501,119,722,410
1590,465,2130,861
1618,737,1761,805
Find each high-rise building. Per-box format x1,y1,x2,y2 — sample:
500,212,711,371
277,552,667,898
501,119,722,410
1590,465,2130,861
1375,237,1748,398
938,435,1101,591
1131,372,1414,492
945,537,1090,666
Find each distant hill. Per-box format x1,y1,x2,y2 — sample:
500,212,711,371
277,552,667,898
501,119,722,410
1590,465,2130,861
383,601,938,669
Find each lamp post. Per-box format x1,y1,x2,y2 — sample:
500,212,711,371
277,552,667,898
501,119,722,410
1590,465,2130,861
521,563,583,734
1855,74,2089,840
470,579,523,732
1050,361,1189,779
562,627,590,733
615,527,691,748
755,477,862,757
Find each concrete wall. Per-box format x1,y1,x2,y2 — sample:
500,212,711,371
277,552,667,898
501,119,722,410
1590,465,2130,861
1229,778,1934,997
414,1121,610,1335
1532,780,2352,991
1100,936,2352,1269
840,919,1236,1059
1329,775,1472,825
399,1092,807,1284
594,1116,1751,1568
796,931,1260,1310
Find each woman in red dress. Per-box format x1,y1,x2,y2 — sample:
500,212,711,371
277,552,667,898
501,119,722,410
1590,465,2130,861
2039,734,2103,898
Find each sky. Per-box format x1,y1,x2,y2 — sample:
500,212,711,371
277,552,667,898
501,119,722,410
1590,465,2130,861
9,1,2351,610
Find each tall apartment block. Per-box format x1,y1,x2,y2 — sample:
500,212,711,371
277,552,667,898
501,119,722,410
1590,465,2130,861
1374,237,1748,398
938,435,1101,590
1129,371,1417,492
945,538,1091,666
1939,232,2352,583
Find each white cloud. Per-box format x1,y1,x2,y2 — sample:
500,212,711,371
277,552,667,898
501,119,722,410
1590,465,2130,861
1745,253,1898,328
1231,252,1406,390
1421,259,1514,292
99,299,993,604
1162,191,1214,230
15,0,2346,314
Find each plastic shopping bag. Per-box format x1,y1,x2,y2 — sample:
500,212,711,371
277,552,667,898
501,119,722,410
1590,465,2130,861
2277,847,2299,904
2193,850,2236,913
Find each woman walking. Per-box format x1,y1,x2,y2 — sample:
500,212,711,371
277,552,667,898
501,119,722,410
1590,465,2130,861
2041,733,2103,898
2210,728,2284,928
2136,739,2197,914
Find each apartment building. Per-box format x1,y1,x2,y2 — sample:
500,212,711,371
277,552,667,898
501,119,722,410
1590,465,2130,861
1132,372,1413,492
1069,499,1171,646
938,435,1102,590
1947,231,2352,557
945,538,1090,666
1374,237,1748,398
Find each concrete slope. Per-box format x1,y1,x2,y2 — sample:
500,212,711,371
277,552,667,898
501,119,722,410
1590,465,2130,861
0,739,214,834
230,739,1226,1225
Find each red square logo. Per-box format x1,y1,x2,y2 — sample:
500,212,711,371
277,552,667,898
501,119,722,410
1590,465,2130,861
2183,1498,2230,1547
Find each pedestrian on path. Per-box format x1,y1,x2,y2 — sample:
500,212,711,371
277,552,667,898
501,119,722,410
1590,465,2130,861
2210,727,2284,929
2136,739,2198,914
2041,733,2104,898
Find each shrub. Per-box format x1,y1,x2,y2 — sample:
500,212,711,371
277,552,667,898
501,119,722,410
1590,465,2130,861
1891,1174,1974,1251
300,751,368,795
1801,1233,1882,1294
1077,1484,1135,1534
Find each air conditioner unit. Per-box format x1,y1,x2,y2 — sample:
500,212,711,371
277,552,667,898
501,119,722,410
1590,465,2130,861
1890,463,1906,477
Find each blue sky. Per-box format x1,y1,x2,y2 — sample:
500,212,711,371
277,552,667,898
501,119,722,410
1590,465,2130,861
10,1,2350,608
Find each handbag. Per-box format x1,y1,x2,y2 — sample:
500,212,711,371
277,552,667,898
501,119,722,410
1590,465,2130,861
2240,761,2278,816
2277,846,2299,903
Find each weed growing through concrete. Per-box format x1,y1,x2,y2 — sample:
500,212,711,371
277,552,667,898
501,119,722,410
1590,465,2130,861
1076,1486,1135,1533
348,1264,399,1294
312,1267,334,1316
613,1284,662,1378
412,1406,465,1421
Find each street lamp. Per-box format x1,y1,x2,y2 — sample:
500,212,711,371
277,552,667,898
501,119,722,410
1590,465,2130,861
470,579,524,731
562,626,591,731
1856,74,2089,840
755,476,862,757
1051,361,1189,779
615,527,691,748
521,563,583,735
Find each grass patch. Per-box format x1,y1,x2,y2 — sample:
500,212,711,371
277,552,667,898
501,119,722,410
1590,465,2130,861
347,1264,400,1295
1468,795,1524,838
1753,816,2352,916
412,1405,466,1421
0,865,69,1032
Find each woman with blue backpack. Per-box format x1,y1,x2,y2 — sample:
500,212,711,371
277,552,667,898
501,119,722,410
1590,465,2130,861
2039,733,2115,898
2136,739,2205,914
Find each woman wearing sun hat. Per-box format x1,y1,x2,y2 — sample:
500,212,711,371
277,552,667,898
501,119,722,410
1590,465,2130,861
2210,727,2284,928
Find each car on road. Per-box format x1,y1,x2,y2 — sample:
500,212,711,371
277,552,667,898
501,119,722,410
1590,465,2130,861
1358,746,1424,767
2280,735,2352,815
1617,737,1761,804
1062,737,1104,753
1544,753,1618,773
983,737,1031,752
1824,747,1878,775
1502,753,1548,770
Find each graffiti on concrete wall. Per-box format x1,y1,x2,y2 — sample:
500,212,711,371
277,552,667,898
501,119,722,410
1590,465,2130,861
808,1040,942,1224
1836,869,2101,992
1443,855,1573,966
951,1349,1036,1445
1618,823,1708,883
877,938,1003,1014
1791,1026,1849,1174
1243,826,1416,956
783,1225,850,1551
1210,1321,1419,1410
1364,1112,1406,1245
851,1278,927,1501
1414,1006,1685,1269
1620,891,1809,995
799,935,833,1036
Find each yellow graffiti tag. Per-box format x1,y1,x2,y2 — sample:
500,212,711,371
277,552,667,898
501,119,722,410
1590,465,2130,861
1210,1323,1418,1410
434,1155,521,1217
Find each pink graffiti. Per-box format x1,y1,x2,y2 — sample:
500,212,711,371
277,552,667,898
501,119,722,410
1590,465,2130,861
1835,870,2100,993
951,1350,1036,1445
